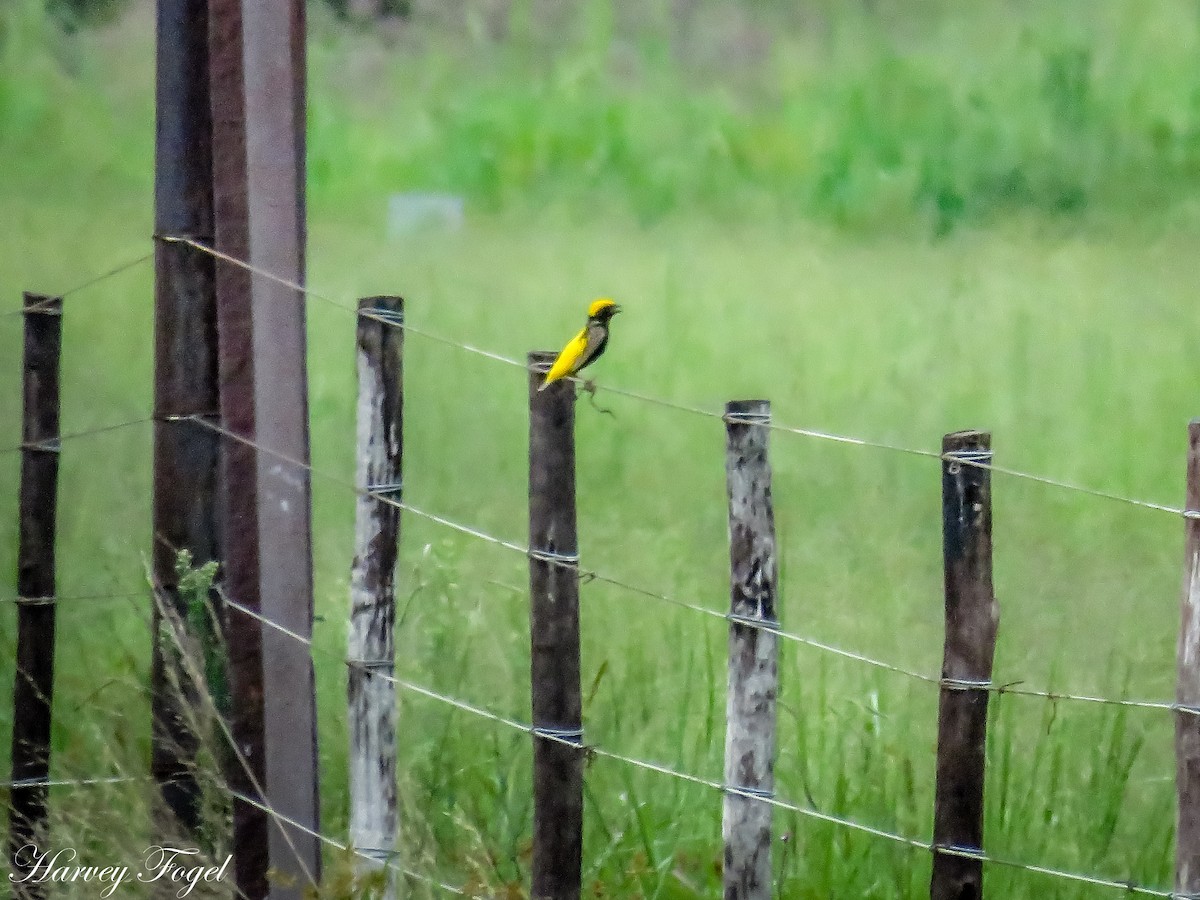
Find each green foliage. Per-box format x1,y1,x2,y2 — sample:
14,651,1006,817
176,549,227,717
0,0,56,142
304,845,391,899
46,0,129,31
9,0,1200,231
302,0,1200,231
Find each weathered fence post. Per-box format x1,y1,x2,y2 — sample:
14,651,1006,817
931,430,998,900
7,293,63,899
1176,420,1200,894
209,0,320,894
527,350,583,900
722,399,778,900
152,0,221,839
348,297,404,894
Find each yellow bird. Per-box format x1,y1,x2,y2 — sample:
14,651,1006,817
539,298,622,392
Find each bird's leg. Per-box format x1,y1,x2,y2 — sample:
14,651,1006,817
581,379,615,418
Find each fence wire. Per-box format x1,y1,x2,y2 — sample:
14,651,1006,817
0,414,154,457
0,589,147,607
156,233,1199,521
213,584,1192,899
2,237,1193,896
0,774,146,790
7,237,1192,521
141,537,467,897
2,250,153,318
185,411,1200,720
219,784,467,897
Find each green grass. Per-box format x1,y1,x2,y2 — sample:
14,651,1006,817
303,0,1200,230
1,1,1199,897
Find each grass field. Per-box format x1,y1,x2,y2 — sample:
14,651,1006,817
2,2,1200,897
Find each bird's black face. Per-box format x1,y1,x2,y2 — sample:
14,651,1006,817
591,304,622,324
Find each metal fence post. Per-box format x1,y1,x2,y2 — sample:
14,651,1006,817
208,0,320,894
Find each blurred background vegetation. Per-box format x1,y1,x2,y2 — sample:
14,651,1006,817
5,0,1200,232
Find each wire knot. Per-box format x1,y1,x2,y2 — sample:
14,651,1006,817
528,548,580,567
727,611,781,631
722,412,771,426
532,725,584,747
15,596,55,607
724,784,775,800
366,481,403,496
359,307,405,327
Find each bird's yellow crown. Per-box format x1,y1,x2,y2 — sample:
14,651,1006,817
588,297,619,317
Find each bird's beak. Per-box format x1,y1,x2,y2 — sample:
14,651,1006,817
612,304,623,315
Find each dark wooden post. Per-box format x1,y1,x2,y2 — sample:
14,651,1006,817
7,293,63,899
209,0,320,895
931,430,998,900
348,297,403,894
722,399,778,900
527,350,583,900
151,0,221,839
1176,420,1200,893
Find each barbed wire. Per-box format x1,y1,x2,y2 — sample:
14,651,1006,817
214,587,1190,899
0,414,154,456
2,251,154,317
186,412,1200,719
157,233,1200,521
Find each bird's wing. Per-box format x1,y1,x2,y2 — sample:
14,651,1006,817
573,321,610,373
542,326,590,386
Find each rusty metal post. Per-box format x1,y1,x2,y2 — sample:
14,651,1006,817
208,0,319,895
1176,420,1200,894
931,430,998,900
7,293,63,899
151,0,221,840
527,350,583,900
722,399,778,900
348,297,404,895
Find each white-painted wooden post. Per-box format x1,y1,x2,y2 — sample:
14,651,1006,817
349,296,404,894
1176,420,1200,894
722,399,778,900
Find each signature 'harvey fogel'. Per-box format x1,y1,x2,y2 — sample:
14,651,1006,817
9,843,231,897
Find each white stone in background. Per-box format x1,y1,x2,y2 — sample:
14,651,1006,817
387,192,465,236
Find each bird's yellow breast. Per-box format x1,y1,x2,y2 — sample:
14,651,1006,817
544,327,589,384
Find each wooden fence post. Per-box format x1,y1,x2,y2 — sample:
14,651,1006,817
1176,420,1200,893
152,0,221,839
7,293,63,900
931,430,998,900
527,350,583,900
722,399,778,900
348,297,404,894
